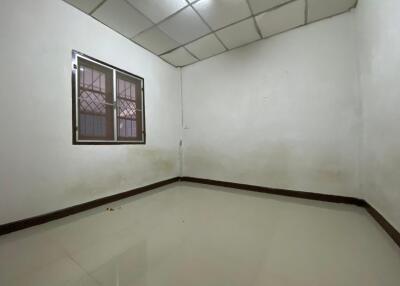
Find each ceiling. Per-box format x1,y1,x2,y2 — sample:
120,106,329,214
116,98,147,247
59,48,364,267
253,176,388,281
64,0,357,67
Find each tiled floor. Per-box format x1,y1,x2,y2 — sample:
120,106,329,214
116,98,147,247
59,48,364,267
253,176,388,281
0,182,399,286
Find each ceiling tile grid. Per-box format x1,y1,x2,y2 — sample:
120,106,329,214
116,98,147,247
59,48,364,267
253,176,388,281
64,0,104,14
248,0,291,14
132,27,180,55
307,0,357,23
63,0,358,67
126,0,187,23
216,18,261,49
92,0,153,38
158,6,211,45
161,47,198,66
255,0,306,38
185,34,226,60
193,0,251,30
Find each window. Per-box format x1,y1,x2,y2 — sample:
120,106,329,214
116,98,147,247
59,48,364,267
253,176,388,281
72,50,145,144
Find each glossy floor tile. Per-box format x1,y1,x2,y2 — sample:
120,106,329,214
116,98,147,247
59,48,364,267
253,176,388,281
0,182,399,286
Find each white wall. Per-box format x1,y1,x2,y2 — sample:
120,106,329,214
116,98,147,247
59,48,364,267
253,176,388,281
355,0,400,230
182,13,361,197
0,0,181,224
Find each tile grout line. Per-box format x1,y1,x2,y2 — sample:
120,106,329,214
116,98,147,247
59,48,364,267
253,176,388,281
62,246,102,285
45,226,103,285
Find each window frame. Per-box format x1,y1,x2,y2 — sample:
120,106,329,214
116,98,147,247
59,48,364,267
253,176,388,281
71,50,146,145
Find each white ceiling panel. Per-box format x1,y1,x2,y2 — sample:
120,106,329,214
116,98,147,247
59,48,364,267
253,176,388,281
216,18,260,49
133,27,180,55
158,7,211,44
64,0,103,13
185,34,226,60
193,0,251,30
127,0,188,23
64,0,359,67
256,0,305,38
248,0,290,14
308,0,357,23
161,47,198,66
92,0,153,38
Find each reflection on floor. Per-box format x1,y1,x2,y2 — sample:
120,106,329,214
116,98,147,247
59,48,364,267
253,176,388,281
0,182,399,286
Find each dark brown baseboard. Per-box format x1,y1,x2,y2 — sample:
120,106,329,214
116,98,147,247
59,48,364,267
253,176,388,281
0,177,179,236
1,176,399,249
363,202,400,248
180,176,400,248
180,176,365,206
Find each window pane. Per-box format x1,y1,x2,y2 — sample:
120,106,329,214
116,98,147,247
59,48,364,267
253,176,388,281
118,118,137,138
117,78,136,100
118,98,136,119
116,72,143,141
79,114,106,137
80,91,106,114
77,57,114,140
